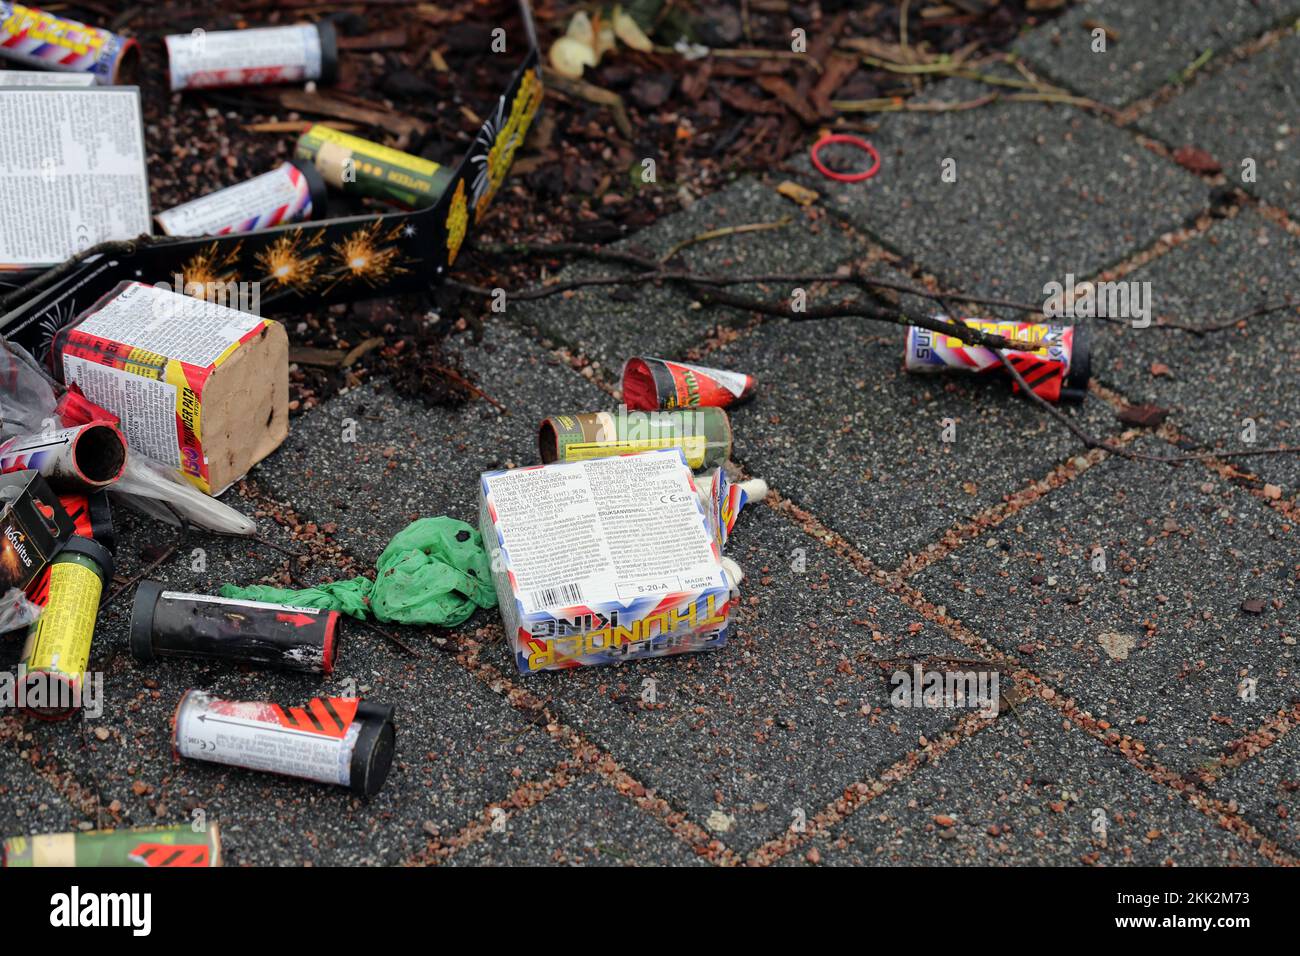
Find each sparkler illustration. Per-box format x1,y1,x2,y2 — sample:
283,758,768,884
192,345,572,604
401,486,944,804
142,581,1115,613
255,229,324,292
180,242,242,296
325,221,409,291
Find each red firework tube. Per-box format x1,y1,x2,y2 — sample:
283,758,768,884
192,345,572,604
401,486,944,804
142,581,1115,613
26,491,113,608
165,21,338,91
903,319,1092,404
56,490,115,551
172,690,396,797
0,3,139,86
131,581,340,675
154,160,328,237
0,421,127,491
621,357,756,411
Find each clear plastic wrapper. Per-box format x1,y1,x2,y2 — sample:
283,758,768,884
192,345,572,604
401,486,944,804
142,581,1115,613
1,340,256,535
0,586,41,634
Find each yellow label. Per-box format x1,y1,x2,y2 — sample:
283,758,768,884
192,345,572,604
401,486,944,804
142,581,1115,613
564,436,707,469
944,320,1049,355
305,126,442,177
24,561,102,677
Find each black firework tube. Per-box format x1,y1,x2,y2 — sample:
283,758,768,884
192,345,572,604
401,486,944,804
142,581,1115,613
131,581,340,675
172,689,396,797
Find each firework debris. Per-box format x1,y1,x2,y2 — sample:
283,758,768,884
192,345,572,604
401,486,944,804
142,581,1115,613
53,282,290,496
0,471,74,594
621,356,756,411
480,449,737,674
2,823,223,867
173,689,397,797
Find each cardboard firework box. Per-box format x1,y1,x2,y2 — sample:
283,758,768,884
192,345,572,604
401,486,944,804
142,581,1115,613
52,282,288,495
479,449,737,673
0,470,74,596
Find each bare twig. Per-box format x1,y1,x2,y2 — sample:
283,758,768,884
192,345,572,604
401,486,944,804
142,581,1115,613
355,616,423,658
469,238,1300,465
993,351,1299,464
660,216,792,263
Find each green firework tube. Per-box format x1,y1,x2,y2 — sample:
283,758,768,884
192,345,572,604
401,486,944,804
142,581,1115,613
2,823,222,867
539,408,732,471
293,124,453,209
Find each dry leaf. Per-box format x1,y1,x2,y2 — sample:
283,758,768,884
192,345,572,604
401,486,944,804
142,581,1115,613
550,36,597,78
613,6,654,52
566,11,595,46
777,180,820,206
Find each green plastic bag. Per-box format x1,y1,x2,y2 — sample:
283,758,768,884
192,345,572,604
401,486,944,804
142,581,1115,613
220,517,496,628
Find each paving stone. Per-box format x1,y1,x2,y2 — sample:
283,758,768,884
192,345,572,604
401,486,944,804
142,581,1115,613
787,700,1259,865
255,319,608,564
1015,0,1300,108
1209,729,1300,857
446,774,706,866
1142,31,1300,216
9,510,565,866
911,437,1299,776
709,306,1118,569
792,75,1208,303
511,176,864,373
1089,209,1300,500
497,503,977,857
0,738,79,848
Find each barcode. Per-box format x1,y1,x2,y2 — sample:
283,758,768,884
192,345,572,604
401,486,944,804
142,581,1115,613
527,582,584,610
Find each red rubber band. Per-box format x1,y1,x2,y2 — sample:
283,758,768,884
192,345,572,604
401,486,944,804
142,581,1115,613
810,134,881,183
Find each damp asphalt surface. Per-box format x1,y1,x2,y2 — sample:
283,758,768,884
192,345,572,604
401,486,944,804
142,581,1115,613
3,1,1299,866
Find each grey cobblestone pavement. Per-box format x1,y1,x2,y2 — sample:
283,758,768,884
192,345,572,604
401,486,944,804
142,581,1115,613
4,4,1298,867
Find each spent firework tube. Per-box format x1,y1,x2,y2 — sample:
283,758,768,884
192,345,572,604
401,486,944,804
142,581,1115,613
0,3,138,85
539,408,732,471
19,536,113,720
24,491,114,607
622,357,756,411
696,467,767,550
165,21,337,91
173,690,396,797
294,124,453,209
57,490,115,552
0,68,94,86
904,318,1092,404
155,160,328,237
0,421,127,491
131,581,340,675
2,823,222,867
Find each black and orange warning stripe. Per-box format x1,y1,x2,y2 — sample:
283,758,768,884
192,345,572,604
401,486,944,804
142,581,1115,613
270,696,358,739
